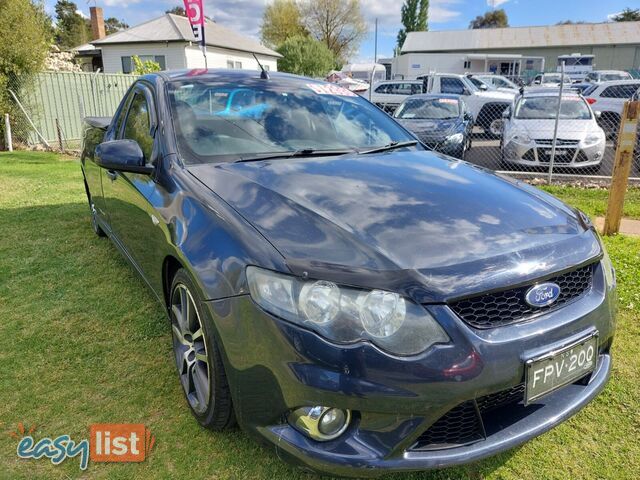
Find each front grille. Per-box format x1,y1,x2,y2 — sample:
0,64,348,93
476,383,525,412
449,263,594,329
412,384,525,451
534,138,579,146
413,401,484,449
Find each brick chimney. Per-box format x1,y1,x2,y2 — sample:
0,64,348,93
90,7,106,40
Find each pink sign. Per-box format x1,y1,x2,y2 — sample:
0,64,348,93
182,0,206,47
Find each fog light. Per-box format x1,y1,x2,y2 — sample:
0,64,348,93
288,406,351,441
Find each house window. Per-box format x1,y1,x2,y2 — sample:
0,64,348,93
121,55,166,74
463,61,471,69
226,60,234,69
234,61,242,69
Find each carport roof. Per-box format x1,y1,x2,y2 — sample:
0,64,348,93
92,14,281,58
402,21,640,53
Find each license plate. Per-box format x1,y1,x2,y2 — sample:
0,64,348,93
545,149,567,155
525,335,598,404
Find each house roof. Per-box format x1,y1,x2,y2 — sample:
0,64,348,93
92,14,281,58
402,21,640,53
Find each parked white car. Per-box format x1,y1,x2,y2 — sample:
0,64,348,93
530,73,573,88
584,70,632,83
423,73,516,136
583,79,640,136
501,90,606,170
369,80,423,113
471,74,520,93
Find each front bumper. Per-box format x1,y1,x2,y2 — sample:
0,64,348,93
204,261,616,477
502,138,604,168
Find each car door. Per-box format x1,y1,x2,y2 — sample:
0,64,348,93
101,82,167,290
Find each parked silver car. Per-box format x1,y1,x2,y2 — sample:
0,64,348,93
501,91,606,170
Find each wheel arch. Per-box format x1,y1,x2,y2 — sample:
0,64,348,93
162,255,184,308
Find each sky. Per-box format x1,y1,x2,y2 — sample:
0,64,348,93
43,0,637,62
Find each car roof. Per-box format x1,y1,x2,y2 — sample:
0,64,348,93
520,90,583,99
155,69,321,84
378,79,422,84
404,93,461,101
594,79,640,86
593,70,629,74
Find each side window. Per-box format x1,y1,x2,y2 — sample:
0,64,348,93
441,77,465,95
396,83,413,95
410,83,422,95
600,85,639,99
375,84,389,94
122,91,154,162
387,83,400,94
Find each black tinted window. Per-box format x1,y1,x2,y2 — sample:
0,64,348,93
441,78,465,95
123,92,153,162
601,84,640,99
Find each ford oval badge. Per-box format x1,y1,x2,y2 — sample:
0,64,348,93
525,283,561,308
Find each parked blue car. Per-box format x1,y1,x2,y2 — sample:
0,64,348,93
393,94,474,159
81,70,616,477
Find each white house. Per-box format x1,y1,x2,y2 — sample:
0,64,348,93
88,12,280,74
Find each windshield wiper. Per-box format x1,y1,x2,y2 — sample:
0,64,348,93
359,140,418,155
235,148,355,163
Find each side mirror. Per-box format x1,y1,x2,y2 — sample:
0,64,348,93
95,139,153,175
533,80,541,85
479,84,488,91
594,111,602,119
464,112,473,121
502,108,511,119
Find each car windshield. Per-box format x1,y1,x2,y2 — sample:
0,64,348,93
514,96,592,120
601,73,630,81
167,78,414,163
543,74,571,84
469,77,491,89
395,97,460,119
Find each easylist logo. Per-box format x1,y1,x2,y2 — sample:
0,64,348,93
90,424,154,463
14,422,155,470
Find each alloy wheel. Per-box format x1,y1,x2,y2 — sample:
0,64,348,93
170,283,210,414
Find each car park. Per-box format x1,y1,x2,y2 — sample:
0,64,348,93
584,79,640,137
369,80,423,113
501,90,606,170
393,94,473,159
424,73,515,136
584,70,632,83
81,69,616,477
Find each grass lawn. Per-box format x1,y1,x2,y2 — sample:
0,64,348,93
0,151,639,479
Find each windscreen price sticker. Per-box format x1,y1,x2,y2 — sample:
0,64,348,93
307,84,357,97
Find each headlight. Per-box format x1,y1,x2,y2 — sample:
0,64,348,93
445,133,464,144
583,132,603,146
510,132,532,144
246,266,449,356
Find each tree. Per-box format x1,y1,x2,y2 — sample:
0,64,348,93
469,9,508,29
611,8,640,22
0,0,51,147
397,0,428,51
299,0,367,63
166,6,186,16
260,0,307,49
132,55,161,75
276,35,336,77
104,17,129,35
54,0,91,48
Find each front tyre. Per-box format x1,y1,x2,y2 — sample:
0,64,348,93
170,269,235,430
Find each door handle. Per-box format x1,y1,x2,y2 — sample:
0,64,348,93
106,170,118,181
